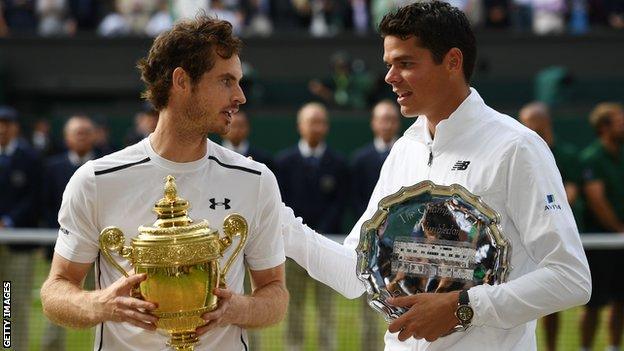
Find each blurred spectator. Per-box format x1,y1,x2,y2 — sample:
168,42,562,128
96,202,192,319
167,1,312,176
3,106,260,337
535,66,574,107
97,1,130,36
124,102,158,146
40,114,97,351
533,0,567,34
92,117,116,155
30,118,62,157
145,0,172,37
350,99,400,351
446,0,484,26
0,105,42,351
116,0,157,34
569,0,589,34
172,0,209,21
241,0,273,36
351,99,400,217
519,101,582,351
348,0,370,35
510,0,533,32
209,0,243,34
606,0,624,28
42,114,97,228
276,102,348,351
221,110,273,170
67,0,101,32
484,0,510,28
308,51,374,109
579,102,624,351
36,0,74,36
1,0,37,34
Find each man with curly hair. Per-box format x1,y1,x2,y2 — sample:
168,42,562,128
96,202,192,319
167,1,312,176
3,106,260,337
40,16,288,350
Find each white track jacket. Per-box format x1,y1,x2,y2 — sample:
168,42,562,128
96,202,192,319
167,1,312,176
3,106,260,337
282,88,591,351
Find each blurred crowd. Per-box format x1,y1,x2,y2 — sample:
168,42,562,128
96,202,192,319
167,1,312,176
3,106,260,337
1,96,623,350
0,0,623,38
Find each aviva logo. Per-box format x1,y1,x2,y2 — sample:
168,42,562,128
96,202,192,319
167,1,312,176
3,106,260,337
544,194,562,210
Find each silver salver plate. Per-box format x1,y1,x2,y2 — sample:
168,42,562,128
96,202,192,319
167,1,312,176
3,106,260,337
356,181,511,324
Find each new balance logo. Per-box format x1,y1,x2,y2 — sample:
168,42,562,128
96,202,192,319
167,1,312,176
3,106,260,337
451,161,471,171
209,198,231,210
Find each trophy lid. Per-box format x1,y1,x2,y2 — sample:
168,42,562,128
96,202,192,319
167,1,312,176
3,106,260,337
135,176,215,241
152,175,192,228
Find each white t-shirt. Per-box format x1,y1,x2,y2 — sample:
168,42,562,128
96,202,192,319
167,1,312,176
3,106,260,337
283,88,591,351
55,137,285,351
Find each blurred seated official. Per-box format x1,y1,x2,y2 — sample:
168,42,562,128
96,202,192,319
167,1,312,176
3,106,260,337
40,114,99,351
351,99,401,217
350,99,401,351
0,105,42,351
275,102,349,351
221,110,273,170
519,101,582,351
579,102,624,351
123,102,159,147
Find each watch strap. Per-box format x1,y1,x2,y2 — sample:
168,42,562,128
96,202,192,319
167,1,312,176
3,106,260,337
459,289,470,306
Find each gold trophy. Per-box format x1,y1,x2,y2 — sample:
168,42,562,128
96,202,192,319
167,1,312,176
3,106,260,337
98,175,248,351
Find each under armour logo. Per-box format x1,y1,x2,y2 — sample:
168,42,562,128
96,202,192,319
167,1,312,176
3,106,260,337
209,198,231,210
451,161,470,171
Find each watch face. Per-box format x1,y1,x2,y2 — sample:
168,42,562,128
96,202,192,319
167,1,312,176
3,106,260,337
457,305,474,323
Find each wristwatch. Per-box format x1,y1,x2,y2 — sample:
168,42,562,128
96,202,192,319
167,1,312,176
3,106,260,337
455,289,474,329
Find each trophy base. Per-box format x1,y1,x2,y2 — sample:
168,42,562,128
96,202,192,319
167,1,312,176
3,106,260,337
167,331,199,351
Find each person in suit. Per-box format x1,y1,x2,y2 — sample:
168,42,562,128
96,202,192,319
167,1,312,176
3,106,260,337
221,110,273,170
350,99,400,351
40,114,98,351
123,102,159,147
351,99,401,217
275,102,349,351
42,115,98,229
0,105,42,351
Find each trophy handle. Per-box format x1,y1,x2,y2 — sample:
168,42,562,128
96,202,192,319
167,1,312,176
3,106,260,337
99,226,133,278
219,214,248,287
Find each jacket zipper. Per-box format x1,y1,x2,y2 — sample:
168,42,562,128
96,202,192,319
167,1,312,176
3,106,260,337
427,142,433,167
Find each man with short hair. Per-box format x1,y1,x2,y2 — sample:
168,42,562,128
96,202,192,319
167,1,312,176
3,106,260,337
41,114,99,351
352,99,401,217
282,2,591,350
0,105,42,351
124,102,159,146
578,102,624,351
40,17,288,351
276,102,349,351
221,110,273,170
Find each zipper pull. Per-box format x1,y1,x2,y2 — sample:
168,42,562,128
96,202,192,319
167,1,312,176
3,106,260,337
427,150,433,166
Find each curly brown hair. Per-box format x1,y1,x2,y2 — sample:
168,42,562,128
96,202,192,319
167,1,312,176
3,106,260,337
137,16,242,110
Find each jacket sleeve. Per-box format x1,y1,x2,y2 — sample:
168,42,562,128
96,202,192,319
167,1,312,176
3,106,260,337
468,133,591,328
281,204,365,299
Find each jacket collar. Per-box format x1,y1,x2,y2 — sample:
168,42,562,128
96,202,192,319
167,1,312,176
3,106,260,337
404,87,486,151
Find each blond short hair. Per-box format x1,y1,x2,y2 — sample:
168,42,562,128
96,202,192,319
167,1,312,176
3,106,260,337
589,102,623,133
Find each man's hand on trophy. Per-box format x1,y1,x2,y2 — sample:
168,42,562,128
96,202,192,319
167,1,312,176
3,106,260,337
197,287,246,335
94,273,159,331
387,291,460,342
